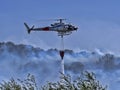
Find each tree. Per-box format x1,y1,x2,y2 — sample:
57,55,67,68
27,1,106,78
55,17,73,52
0,72,107,90
42,71,107,90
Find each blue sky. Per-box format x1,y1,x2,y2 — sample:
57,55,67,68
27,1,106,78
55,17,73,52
1,0,120,52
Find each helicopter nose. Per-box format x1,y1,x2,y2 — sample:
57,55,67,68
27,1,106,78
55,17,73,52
74,27,78,30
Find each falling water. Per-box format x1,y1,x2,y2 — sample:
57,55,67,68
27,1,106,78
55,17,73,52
59,36,65,74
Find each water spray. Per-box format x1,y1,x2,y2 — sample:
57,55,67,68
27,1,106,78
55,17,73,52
59,36,65,74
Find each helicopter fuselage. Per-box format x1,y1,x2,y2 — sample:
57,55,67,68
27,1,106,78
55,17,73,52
24,19,78,37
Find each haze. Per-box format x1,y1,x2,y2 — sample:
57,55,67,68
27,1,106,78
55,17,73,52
0,0,120,53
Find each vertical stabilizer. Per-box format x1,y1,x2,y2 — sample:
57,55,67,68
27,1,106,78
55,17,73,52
24,23,31,34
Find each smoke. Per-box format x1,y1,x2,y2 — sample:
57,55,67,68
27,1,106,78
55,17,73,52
0,41,120,89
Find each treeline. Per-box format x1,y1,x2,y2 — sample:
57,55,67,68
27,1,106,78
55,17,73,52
0,72,107,90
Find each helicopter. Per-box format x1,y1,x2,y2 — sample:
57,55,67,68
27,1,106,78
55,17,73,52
24,19,78,37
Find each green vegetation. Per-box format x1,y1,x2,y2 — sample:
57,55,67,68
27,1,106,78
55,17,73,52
0,72,107,90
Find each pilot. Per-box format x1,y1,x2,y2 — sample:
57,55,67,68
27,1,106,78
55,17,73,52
68,25,72,30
